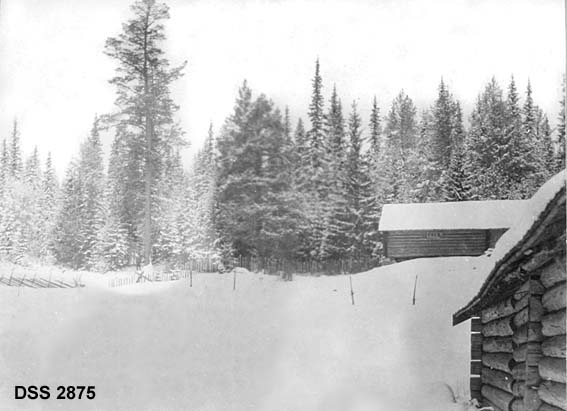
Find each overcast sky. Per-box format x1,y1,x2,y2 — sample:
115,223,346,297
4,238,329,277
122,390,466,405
0,0,565,176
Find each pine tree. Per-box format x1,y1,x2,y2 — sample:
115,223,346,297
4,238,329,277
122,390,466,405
104,0,186,265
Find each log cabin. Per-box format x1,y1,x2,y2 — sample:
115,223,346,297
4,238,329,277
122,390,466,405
453,171,566,411
379,200,529,260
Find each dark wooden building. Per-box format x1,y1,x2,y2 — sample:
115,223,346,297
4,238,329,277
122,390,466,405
379,200,529,260
453,172,566,411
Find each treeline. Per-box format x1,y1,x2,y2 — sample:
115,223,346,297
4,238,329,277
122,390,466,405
0,0,214,270
0,63,564,270
211,61,565,264
0,0,564,271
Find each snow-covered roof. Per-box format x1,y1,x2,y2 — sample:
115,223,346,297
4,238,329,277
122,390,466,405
453,170,566,325
378,199,529,231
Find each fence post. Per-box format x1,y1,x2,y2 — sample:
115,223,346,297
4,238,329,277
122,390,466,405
349,275,355,305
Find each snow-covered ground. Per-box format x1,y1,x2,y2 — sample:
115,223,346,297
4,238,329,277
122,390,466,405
0,257,489,411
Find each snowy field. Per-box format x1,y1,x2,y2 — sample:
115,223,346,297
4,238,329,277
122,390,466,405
0,257,489,411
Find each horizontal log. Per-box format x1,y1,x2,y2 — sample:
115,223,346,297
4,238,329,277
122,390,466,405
511,380,524,397
514,299,544,328
482,298,517,324
483,353,516,373
542,311,567,337
484,337,514,353
542,283,567,312
538,381,567,410
542,335,566,358
539,402,566,411
521,249,558,272
510,398,525,411
513,342,543,365
516,294,532,311
523,387,542,411
541,261,567,289
512,363,541,385
481,367,513,393
472,332,483,346
482,384,514,411
471,360,482,375
472,317,482,333
472,348,483,361
539,357,567,383
484,317,515,337
513,323,544,345
514,279,545,300
471,375,482,392
483,399,505,411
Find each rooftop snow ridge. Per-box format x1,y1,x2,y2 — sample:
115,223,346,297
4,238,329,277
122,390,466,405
379,199,529,231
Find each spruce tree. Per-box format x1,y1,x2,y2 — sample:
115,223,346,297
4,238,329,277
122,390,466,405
342,102,377,260
556,77,566,172
368,96,382,158
40,153,58,260
380,90,418,203
430,79,456,168
283,106,291,143
307,58,325,171
54,160,83,268
466,78,508,199
0,139,9,194
80,117,106,268
9,119,22,179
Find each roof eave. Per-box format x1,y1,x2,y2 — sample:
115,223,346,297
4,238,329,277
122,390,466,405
452,189,566,326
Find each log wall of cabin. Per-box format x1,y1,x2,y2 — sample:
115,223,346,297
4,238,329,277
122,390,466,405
478,248,566,411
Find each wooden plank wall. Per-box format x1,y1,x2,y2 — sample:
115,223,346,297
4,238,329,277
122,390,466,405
471,317,483,401
477,247,566,411
385,230,488,258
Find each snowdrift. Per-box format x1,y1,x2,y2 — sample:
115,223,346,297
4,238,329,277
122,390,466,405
0,257,487,410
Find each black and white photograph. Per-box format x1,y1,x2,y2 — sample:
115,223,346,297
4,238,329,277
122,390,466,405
0,0,566,410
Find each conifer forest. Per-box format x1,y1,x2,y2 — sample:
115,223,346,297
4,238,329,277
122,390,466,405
0,0,565,273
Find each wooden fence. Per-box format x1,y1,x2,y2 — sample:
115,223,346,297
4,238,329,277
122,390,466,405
235,256,375,275
0,273,83,288
108,269,195,288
